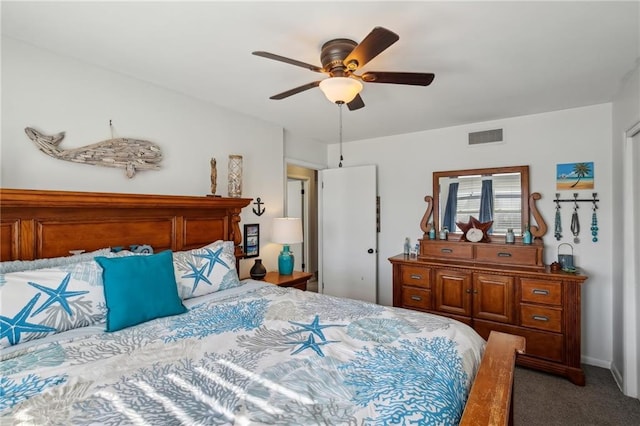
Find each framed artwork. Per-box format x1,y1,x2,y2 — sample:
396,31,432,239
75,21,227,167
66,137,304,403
243,224,260,258
556,162,594,190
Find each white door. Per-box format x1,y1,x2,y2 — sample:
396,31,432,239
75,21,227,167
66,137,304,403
320,165,377,303
287,179,306,271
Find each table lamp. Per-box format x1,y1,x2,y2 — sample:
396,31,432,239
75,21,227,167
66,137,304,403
272,217,303,275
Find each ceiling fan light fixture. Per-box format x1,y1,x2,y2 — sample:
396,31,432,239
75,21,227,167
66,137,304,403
319,77,363,104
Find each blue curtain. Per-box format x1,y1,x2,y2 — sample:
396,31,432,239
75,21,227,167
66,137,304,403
479,179,494,231
443,182,459,232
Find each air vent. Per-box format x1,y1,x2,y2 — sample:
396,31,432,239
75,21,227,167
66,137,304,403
468,129,503,145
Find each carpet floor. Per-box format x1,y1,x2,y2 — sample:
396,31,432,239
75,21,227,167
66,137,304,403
514,365,640,425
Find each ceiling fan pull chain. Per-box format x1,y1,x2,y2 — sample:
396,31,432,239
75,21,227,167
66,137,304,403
338,103,344,168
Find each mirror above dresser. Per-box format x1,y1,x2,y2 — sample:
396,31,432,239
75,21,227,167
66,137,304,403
433,165,530,237
418,164,548,270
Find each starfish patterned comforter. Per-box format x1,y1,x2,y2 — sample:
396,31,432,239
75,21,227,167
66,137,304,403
1,281,486,425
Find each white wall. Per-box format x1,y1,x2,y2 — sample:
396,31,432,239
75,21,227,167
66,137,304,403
1,37,298,277
284,129,328,169
328,104,614,367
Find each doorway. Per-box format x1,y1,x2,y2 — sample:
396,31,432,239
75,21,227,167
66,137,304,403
286,163,318,291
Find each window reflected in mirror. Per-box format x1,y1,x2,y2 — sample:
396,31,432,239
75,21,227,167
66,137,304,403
439,173,522,234
433,165,529,236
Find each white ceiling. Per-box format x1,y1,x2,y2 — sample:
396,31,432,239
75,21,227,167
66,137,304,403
2,1,638,144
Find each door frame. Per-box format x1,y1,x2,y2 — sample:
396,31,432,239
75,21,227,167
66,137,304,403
622,121,640,398
285,158,324,281
286,177,308,271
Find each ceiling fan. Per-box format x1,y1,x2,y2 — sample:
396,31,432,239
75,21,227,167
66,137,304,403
252,27,435,111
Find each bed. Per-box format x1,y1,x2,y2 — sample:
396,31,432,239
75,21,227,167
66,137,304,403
0,188,524,425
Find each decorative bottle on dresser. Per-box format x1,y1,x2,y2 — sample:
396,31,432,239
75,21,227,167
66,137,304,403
523,224,532,244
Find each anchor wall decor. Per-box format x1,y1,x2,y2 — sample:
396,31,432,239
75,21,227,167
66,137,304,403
253,197,265,216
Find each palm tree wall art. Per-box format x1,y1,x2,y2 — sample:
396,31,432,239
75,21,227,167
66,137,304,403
556,162,594,190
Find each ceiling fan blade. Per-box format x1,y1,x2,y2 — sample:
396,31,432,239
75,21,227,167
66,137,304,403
361,72,435,86
252,51,324,73
269,81,322,100
347,94,365,111
343,27,399,71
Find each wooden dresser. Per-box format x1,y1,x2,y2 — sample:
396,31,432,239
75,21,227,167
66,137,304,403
389,238,588,385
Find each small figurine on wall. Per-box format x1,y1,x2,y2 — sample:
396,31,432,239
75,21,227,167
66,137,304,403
207,157,221,197
210,158,218,196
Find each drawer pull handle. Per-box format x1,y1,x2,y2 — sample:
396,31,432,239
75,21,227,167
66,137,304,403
532,289,550,295
497,252,512,257
532,315,549,322
410,274,422,280
411,295,422,301
441,248,453,253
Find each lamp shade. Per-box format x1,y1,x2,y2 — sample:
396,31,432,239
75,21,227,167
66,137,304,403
272,218,303,244
319,77,363,104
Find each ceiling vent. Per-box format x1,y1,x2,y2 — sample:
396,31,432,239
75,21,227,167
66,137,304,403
468,129,503,145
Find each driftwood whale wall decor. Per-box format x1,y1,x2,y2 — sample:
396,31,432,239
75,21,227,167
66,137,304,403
24,127,163,178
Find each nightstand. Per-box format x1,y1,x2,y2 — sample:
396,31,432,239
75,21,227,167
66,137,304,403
263,271,313,291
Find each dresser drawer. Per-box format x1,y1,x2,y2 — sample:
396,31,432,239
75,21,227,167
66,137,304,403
520,304,562,333
402,287,432,310
520,278,562,305
474,320,565,363
422,242,473,260
475,245,540,266
519,328,565,363
400,265,430,288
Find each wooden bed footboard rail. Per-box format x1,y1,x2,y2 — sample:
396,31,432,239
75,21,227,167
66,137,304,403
0,188,252,262
460,331,526,426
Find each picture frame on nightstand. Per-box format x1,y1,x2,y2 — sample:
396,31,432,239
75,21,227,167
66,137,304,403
244,223,260,258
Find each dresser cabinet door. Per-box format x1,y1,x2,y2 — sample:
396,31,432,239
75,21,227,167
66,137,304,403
434,269,472,317
473,273,515,324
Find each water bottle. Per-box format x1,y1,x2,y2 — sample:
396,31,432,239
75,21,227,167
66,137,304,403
404,237,411,256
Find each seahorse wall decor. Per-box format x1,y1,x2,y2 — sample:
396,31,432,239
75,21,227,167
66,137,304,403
24,127,163,178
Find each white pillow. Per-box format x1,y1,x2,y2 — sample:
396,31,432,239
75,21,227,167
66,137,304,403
0,260,108,348
172,241,241,300
0,248,111,274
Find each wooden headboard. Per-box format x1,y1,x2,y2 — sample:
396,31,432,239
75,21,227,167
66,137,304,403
0,188,252,262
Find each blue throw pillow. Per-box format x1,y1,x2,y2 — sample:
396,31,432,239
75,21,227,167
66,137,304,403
95,251,186,332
